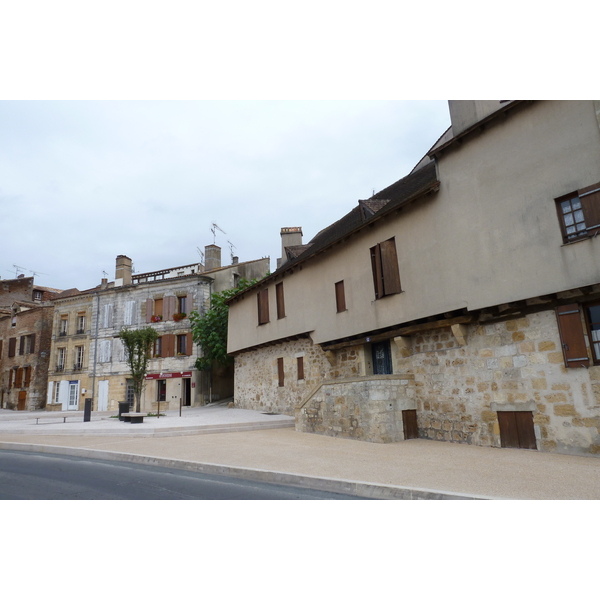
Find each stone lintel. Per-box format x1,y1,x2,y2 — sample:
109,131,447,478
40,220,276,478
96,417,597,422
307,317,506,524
451,323,468,346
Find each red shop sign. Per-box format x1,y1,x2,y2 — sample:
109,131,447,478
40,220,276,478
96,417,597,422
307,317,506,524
145,371,192,380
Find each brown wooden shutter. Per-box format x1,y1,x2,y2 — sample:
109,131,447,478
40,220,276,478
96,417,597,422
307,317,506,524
186,332,193,356
29,333,36,354
335,280,346,312
8,337,16,357
164,296,176,321
578,182,600,233
0,339,3,359
297,356,304,380
257,289,269,325
8,369,13,389
24,366,32,387
146,299,153,323
154,298,163,318
556,304,590,368
15,368,23,387
277,357,284,387
163,334,175,358
380,238,402,296
276,282,285,319
370,244,383,299
19,336,25,355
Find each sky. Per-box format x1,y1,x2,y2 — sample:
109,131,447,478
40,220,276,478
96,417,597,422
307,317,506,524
0,100,451,291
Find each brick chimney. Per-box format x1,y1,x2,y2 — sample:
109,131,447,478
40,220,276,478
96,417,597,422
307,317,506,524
115,255,132,286
278,227,303,268
204,245,221,271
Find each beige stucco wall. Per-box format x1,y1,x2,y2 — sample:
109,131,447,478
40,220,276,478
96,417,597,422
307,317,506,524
228,101,600,353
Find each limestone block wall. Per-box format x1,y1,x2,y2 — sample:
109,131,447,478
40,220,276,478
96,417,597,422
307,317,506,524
234,336,362,415
296,375,416,443
397,310,600,455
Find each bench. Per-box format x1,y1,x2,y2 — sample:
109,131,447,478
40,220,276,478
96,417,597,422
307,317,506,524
35,416,68,425
122,412,147,424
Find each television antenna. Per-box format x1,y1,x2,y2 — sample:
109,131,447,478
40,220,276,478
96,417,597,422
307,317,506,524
12,264,48,278
196,247,205,263
211,222,226,245
228,240,236,262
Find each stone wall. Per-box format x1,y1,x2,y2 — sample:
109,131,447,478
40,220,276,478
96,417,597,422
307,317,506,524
296,375,415,443
396,310,600,455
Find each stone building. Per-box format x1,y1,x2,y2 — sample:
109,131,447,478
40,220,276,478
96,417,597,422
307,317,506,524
47,247,269,412
227,100,600,456
0,276,63,410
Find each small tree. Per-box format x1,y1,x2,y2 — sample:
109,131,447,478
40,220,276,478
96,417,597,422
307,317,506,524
118,326,159,413
189,278,257,371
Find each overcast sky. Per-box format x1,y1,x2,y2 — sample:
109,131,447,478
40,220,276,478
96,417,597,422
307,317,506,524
0,100,450,291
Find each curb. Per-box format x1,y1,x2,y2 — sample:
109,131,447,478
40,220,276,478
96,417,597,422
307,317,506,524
0,441,494,500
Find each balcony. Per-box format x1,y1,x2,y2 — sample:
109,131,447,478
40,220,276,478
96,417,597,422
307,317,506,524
73,363,83,372
56,365,65,372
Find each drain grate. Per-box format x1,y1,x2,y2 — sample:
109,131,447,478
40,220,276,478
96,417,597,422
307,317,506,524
262,412,279,415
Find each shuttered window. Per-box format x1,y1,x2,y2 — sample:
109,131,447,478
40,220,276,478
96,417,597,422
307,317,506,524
276,282,285,319
257,289,269,325
154,298,163,318
556,182,600,243
370,238,401,299
146,299,154,323
15,368,23,387
19,336,26,355
162,334,175,358
556,304,590,368
101,304,113,328
497,411,537,450
277,357,284,387
8,337,16,357
297,356,304,380
164,296,177,321
124,301,136,326
584,302,600,365
24,366,32,387
29,333,35,354
186,332,193,356
335,280,346,313
0,340,3,360
98,340,112,363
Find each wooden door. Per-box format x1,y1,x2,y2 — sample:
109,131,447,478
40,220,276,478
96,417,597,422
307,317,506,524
402,409,418,440
17,391,27,411
498,411,537,450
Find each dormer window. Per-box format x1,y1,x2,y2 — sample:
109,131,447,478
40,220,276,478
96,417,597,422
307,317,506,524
33,290,43,301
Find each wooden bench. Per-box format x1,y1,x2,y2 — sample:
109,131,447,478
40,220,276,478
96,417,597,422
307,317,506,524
122,412,147,424
35,416,68,425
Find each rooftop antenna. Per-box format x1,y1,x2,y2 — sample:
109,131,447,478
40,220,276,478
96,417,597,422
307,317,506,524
211,222,226,245
196,247,205,263
102,270,109,279
30,270,49,278
228,240,236,262
13,264,27,277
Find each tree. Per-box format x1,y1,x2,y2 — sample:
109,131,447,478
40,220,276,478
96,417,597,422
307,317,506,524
189,278,257,371
118,326,159,413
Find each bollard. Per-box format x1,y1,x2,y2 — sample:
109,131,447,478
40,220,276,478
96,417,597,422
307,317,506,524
83,398,92,422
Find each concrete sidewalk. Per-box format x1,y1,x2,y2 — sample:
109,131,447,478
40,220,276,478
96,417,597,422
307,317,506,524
0,405,598,499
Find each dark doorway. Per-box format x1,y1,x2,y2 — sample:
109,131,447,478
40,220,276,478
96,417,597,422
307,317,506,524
372,340,393,375
402,409,419,440
497,411,537,450
157,380,166,402
183,378,191,406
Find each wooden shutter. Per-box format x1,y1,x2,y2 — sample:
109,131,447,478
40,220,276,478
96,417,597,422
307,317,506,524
257,289,269,325
154,298,163,318
29,333,35,354
370,244,384,299
498,411,537,450
556,304,590,368
8,337,16,357
186,332,193,356
297,356,304,380
277,357,284,387
163,334,175,358
19,336,25,355
276,282,285,319
335,280,346,312
146,299,153,323
24,366,32,387
0,339,3,360
15,368,23,387
578,182,600,233
164,296,176,321
380,238,402,296
8,369,13,389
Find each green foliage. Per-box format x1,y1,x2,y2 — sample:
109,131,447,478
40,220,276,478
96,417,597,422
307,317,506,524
189,278,257,371
118,326,159,412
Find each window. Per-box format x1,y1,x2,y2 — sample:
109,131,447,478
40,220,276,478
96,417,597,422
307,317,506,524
556,304,590,368
276,282,285,319
74,346,84,370
33,290,43,301
154,337,163,357
57,348,66,371
76,314,86,333
19,334,35,355
335,280,346,313
370,238,402,299
178,296,187,314
257,289,269,325
8,337,16,357
157,379,167,402
59,316,68,336
24,367,31,388
15,368,23,387
372,340,393,375
123,301,135,326
277,357,284,387
98,340,111,363
585,302,600,365
101,304,113,328
297,356,304,380
11,316,16,327
53,381,61,403
126,379,135,409
555,182,600,243
177,334,187,355
154,298,163,319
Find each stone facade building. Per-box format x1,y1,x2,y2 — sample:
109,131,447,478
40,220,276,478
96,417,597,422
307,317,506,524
47,247,269,412
227,100,600,456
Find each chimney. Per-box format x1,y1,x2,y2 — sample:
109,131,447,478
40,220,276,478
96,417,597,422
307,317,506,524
204,245,221,271
278,227,303,268
100,278,108,290
115,255,132,286
232,256,239,265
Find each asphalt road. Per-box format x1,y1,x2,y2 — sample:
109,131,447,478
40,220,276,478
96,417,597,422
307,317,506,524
0,450,367,500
